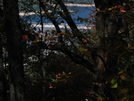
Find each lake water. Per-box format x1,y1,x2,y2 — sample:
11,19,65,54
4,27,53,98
20,4,95,31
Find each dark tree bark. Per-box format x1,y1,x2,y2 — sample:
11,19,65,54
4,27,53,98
0,6,6,101
0,43,6,101
93,0,128,100
3,0,24,101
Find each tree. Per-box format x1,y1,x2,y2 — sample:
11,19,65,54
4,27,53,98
3,0,24,101
0,4,7,100
19,0,134,100
82,0,134,100
2,0,134,100
35,0,134,100
0,36,5,101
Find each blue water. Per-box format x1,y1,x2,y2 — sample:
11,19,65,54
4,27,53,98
70,6,95,24
20,6,95,25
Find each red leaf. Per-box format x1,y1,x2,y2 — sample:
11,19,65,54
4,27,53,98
22,35,28,39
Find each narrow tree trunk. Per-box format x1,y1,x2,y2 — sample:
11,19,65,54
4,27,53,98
0,44,5,101
42,64,46,101
3,0,24,101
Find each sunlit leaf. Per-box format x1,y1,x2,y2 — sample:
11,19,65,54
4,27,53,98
33,39,41,43
111,79,118,88
49,84,53,88
93,11,97,13
108,8,113,10
111,82,118,88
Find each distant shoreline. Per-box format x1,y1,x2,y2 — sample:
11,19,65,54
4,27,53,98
19,4,95,16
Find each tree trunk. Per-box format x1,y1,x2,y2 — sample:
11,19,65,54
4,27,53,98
0,43,6,101
92,11,106,100
3,0,24,101
93,0,126,100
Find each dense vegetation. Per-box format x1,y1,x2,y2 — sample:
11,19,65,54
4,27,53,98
1,0,134,101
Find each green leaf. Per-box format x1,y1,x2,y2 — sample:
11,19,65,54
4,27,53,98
111,79,118,88
108,8,113,10
111,82,118,88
